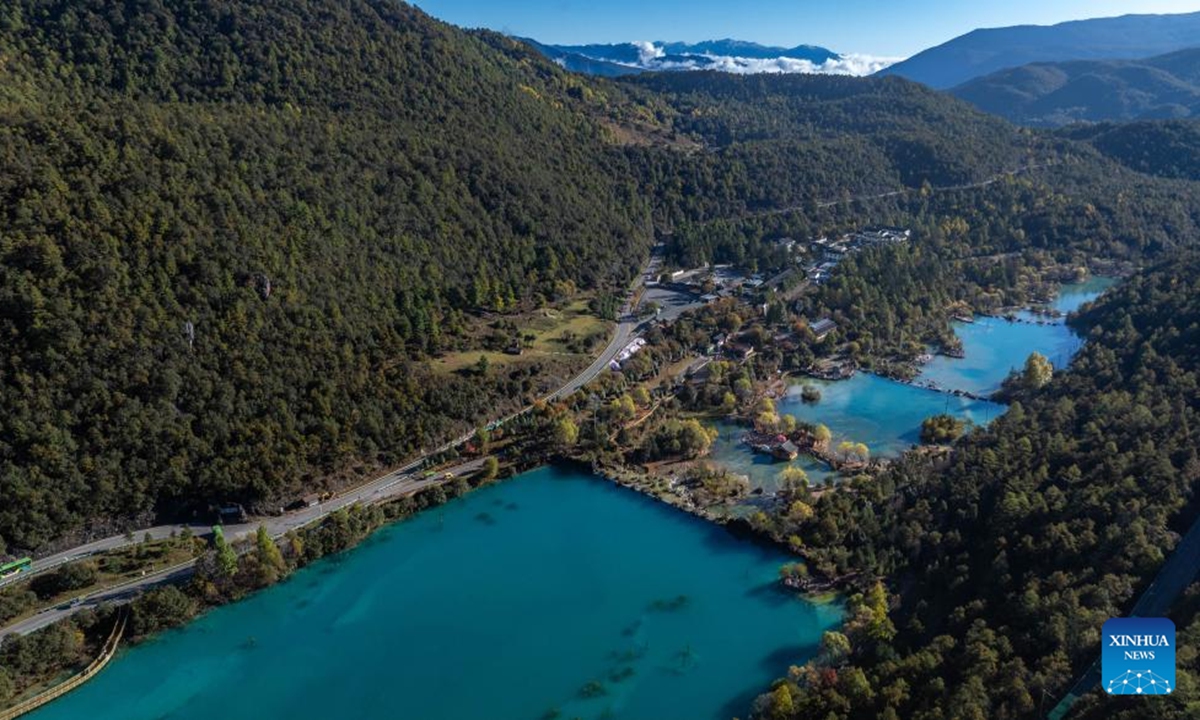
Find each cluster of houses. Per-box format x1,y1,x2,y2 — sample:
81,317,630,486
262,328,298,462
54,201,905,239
680,331,751,386
657,228,911,301
609,337,647,370
656,264,765,302
791,226,911,285
705,331,758,362
679,314,837,387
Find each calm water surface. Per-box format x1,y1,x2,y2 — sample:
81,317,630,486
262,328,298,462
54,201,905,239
39,281,1116,720
778,376,1001,457
707,377,1000,474
1051,276,1117,315
34,467,841,720
920,276,1116,395
708,278,1116,472
917,317,1082,396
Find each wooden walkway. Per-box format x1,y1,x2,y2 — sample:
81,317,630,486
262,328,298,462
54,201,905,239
0,610,127,720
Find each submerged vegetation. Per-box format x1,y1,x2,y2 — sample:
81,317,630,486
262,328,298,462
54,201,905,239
2,2,1200,720
750,254,1200,719
9,0,1200,555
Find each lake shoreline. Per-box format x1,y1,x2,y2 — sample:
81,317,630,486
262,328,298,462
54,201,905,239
25,466,843,720
10,276,1122,719
695,276,1118,518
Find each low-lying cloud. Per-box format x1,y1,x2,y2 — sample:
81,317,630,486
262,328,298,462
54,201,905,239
644,52,901,76
631,40,665,65
542,39,903,78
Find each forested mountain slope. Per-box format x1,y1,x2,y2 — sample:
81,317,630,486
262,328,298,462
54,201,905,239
953,48,1200,126
0,0,1195,557
620,71,1043,231
625,70,1200,275
1061,120,1200,181
0,0,659,549
755,252,1200,719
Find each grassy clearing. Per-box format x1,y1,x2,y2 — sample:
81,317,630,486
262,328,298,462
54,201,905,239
527,301,611,353
431,351,524,374
432,299,613,375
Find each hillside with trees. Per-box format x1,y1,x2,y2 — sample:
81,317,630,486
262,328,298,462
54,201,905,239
621,70,1044,233
953,48,1200,127
3,0,1200,571
1061,119,1200,181
0,0,663,549
0,0,1115,553
5,5,1200,720
751,253,1200,719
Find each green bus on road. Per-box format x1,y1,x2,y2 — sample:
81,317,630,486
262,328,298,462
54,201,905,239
0,557,32,578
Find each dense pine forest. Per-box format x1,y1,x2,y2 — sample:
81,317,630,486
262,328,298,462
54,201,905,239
0,0,662,548
0,0,1139,551
4,2,1200,720
1061,120,1200,182
619,70,1047,235
752,254,1200,719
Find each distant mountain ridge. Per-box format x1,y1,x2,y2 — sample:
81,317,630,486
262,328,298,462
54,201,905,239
522,38,894,77
1061,120,1200,180
880,11,1200,89
951,48,1200,126
519,38,643,77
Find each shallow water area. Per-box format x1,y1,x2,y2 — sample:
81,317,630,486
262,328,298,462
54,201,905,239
32,467,841,720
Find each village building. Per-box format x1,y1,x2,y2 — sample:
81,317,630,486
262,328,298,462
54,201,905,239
774,441,800,461
810,318,838,340
612,337,647,369
725,342,755,361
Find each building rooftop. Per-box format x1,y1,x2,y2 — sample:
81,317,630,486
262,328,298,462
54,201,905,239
810,318,838,337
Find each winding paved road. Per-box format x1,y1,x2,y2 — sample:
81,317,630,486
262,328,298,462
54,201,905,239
2,458,484,638
0,527,206,592
1,250,705,638
697,162,1057,227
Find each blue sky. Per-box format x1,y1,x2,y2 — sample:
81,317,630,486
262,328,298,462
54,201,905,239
413,0,1200,57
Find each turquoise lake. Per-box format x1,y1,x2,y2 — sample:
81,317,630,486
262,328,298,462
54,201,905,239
916,316,1082,396
708,278,1116,473
777,377,1002,457
33,467,841,720
919,276,1116,396
1013,275,1117,321
1050,276,1116,315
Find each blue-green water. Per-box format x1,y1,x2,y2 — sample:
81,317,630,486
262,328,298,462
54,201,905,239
707,377,1000,474
34,467,841,720
709,419,834,492
777,377,1001,457
709,278,1116,471
1051,276,1116,315
920,276,1115,395
1011,276,1116,322
917,317,1082,396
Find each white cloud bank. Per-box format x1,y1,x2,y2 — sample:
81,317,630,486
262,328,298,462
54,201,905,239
594,41,902,77
647,52,901,76
631,40,665,65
